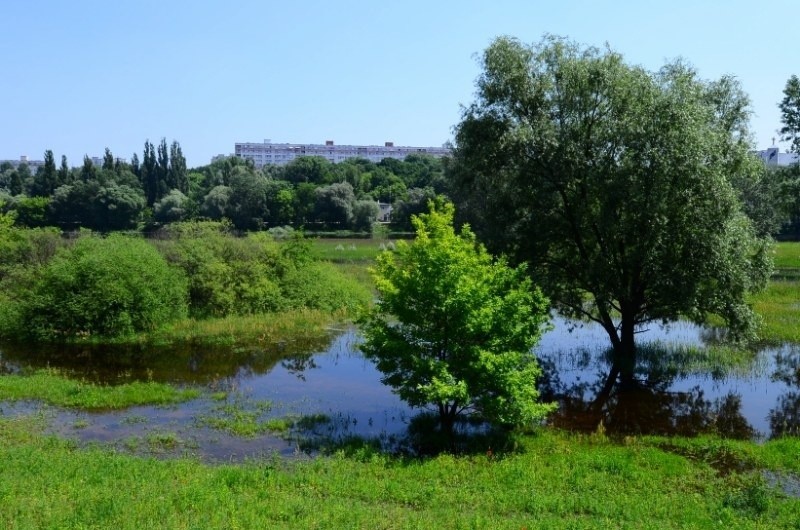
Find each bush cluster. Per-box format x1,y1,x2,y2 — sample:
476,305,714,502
2,235,187,340
156,222,371,318
0,221,371,342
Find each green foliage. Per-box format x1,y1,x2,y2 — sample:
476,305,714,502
313,182,356,228
8,195,50,228
200,185,232,220
360,202,554,432
281,261,371,313
391,186,436,230
29,149,58,197
282,155,335,185
157,228,287,317
0,218,63,281
351,199,379,231
50,180,146,231
452,35,773,368
779,74,800,155
0,369,199,409
152,189,190,223
155,223,370,318
1,235,188,340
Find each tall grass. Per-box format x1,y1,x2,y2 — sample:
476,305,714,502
309,238,392,262
751,281,800,343
143,309,343,348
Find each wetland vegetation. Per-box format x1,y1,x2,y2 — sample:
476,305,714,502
1,229,799,527
3,35,800,529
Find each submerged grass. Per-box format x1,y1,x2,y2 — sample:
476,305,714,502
197,398,276,437
1,417,799,528
0,369,199,410
635,342,761,379
197,395,331,439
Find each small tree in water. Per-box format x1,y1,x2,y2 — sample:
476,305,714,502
360,201,555,436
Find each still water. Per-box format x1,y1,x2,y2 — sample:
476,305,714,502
1,318,798,460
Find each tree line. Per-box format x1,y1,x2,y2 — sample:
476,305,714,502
0,140,449,233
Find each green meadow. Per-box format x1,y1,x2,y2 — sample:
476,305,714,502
0,240,799,529
1,417,799,529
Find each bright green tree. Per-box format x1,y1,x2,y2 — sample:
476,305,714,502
451,36,772,380
360,202,554,435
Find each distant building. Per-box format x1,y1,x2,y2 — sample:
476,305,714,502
377,201,393,223
0,155,45,173
755,147,799,167
230,139,451,168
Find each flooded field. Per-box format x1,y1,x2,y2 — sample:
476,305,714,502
1,318,798,460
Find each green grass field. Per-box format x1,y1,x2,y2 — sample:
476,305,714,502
773,242,800,270
309,238,397,262
0,417,798,529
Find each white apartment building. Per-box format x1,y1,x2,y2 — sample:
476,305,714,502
0,155,45,172
756,147,799,167
232,139,451,168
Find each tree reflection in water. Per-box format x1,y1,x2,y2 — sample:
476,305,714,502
537,345,756,439
769,351,800,438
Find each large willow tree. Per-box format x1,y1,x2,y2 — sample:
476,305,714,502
451,36,772,380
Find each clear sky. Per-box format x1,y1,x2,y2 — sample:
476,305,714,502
1,0,795,167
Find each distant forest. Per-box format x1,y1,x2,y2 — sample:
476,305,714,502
0,139,449,233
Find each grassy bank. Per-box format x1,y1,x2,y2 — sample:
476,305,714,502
0,417,798,528
748,242,800,343
773,242,800,270
0,369,198,410
751,280,800,343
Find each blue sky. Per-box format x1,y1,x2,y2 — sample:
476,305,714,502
1,0,795,167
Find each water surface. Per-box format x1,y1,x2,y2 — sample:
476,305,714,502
1,318,798,460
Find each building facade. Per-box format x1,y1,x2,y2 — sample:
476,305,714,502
232,139,451,168
0,155,45,173
755,147,799,167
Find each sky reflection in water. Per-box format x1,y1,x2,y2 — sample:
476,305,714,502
1,318,799,460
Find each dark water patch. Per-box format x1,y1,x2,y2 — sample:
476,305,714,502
0,331,417,461
0,333,334,385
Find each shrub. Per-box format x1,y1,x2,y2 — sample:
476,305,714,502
281,261,372,313
2,235,188,340
155,224,368,318
159,230,288,317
